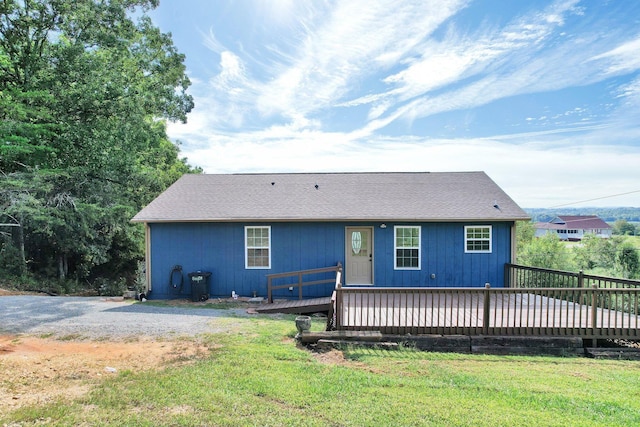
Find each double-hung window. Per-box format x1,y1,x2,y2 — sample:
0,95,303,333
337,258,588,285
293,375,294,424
465,226,492,253
245,226,271,269
395,226,421,269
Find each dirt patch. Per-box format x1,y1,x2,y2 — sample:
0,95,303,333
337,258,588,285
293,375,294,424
0,288,31,296
0,334,211,411
312,348,350,365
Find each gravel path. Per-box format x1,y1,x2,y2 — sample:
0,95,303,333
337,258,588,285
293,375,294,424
0,295,249,339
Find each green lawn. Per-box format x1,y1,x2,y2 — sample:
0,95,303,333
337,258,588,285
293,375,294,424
3,313,640,426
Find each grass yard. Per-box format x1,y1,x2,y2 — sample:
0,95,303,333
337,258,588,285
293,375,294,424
2,312,640,426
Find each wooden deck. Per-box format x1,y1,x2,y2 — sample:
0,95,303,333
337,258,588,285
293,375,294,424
335,288,640,339
255,296,332,314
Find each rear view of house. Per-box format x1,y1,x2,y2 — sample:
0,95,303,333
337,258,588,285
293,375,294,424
534,215,612,241
132,172,529,300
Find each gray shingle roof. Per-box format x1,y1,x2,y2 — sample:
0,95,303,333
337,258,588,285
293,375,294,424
131,172,530,223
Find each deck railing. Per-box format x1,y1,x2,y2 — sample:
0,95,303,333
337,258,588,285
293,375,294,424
333,285,640,338
267,262,342,303
505,263,640,289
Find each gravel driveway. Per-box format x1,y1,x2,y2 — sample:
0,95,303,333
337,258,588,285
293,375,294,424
0,295,249,339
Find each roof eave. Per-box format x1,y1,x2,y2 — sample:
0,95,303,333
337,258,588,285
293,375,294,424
132,215,531,224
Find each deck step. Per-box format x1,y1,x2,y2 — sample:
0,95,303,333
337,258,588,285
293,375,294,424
585,348,640,360
254,297,332,314
299,330,382,344
317,339,398,350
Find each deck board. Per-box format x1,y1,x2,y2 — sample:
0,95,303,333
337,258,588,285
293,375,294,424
255,297,332,314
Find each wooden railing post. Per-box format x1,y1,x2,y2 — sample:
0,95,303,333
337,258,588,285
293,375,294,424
298,273,303,300
591,284,598,333
504,264,510,288
483,283,491,335
335,288,342,330
578,270,584,288
267,276,273,303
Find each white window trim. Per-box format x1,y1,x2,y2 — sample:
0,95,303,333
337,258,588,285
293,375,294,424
394,225,421,270
245,226,271,269
464,225,492,254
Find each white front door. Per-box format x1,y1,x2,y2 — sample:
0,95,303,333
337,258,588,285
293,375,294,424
345,227,373,285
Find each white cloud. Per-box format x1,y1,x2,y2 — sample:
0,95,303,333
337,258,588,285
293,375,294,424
617,77,640,99
591,37,640,74
189,0,626,134
202,28,225,54
215,51,246,88
159,0,640,208
333,0,587,130
255,0,467,120
177,129,640,208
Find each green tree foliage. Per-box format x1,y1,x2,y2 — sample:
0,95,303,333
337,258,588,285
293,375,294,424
516,221,571,270
515,220,535,245
0,0,197,292
517,231,572,270
572,235,619,272
518,223,640,280
616,243,639,279
612,219,638,236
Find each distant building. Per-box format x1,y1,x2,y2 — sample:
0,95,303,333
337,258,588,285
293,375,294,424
534,215,612,241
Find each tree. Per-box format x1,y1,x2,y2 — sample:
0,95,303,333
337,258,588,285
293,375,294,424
517,231,572,270
1,0,197,291
612,219,637,236
516,220,535,244
616,243,639,279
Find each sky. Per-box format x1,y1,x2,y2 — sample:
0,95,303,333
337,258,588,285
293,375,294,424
149,0,640,208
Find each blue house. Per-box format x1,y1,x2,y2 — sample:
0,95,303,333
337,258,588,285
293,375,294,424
131,172,529,300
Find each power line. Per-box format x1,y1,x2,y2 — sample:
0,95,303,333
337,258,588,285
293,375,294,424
548,189,640,208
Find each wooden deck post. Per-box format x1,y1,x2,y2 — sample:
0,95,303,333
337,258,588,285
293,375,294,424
504,264,510,288
483,283,491,335
590,285,598,347
335,288,342,330
298,273,303,300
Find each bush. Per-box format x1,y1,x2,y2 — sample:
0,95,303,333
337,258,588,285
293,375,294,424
94,277,128,296
0,241,23,277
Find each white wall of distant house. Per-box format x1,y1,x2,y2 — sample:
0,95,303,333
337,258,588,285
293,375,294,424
534,228,612,240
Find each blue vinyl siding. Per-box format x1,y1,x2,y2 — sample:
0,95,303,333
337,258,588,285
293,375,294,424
374,222,512,288
148,222,345,299
147,221,514,300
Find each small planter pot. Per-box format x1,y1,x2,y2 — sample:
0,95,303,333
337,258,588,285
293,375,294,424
295,315,312,334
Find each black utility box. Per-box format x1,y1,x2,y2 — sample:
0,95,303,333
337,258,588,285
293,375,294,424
188,271,211,302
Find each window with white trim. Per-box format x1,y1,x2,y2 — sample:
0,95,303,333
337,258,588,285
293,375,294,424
245,226,271,269
465,226,492,253
394,226,421,269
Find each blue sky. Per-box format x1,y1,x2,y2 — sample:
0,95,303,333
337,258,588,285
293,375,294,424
149,0,640,208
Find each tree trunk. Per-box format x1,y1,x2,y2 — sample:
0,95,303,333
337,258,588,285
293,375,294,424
58,253,68,280
17,222,27,276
